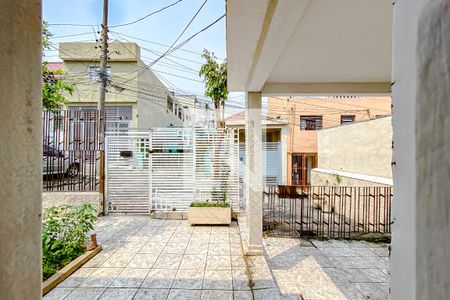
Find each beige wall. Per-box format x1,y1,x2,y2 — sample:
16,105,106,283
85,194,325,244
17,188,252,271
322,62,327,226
0,1,42,298
59,42,182,128
42,192,103,216
317,116,392,179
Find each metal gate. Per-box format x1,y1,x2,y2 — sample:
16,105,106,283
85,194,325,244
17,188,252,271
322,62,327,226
105,131,150,213
106,128,239,214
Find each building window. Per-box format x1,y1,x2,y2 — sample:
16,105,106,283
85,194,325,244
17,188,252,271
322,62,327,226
341,115,355,124
300,116,322,130
88,66,111,81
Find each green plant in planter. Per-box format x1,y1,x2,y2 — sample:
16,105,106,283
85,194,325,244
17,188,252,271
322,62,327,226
190,186,230,208
42,204,97,280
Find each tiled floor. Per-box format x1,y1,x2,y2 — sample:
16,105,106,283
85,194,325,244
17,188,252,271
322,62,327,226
44,215,252,300
263,237,390,300
44,215,390,300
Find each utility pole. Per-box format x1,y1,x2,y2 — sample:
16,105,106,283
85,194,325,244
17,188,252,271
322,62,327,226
98,0,108,216
98,0,109,113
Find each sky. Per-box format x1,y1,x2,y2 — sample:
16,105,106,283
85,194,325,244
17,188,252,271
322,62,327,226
43,0,246,113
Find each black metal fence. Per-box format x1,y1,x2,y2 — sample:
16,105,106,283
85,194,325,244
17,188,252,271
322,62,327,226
263,185,393,239
42,110,105,192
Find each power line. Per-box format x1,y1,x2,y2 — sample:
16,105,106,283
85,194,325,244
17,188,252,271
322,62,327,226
109,0,184,28
158,0,208,59
151,13,225,67
119,14,225,85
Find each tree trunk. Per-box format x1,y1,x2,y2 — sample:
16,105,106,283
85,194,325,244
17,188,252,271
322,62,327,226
214,99,223,128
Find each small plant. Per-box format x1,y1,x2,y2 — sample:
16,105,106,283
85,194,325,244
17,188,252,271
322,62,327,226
190,201,230,208
42,204,97,280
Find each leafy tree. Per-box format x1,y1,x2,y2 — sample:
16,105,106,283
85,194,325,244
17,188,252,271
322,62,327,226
42,21,74,112
199,49,228,128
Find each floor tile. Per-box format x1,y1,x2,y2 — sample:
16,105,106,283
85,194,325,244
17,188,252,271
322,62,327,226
172,269,204,289
167,289,201,300
59,268,96,288
141,268,177,289
134,288,170,300
153,254,182,269
203,270,232,290
110,268,149,288
201,290,233,300
43,288,75,300
99,288,137,300
127,253,159,269
65,287,106,300
206,255,231,270
80,268,123,288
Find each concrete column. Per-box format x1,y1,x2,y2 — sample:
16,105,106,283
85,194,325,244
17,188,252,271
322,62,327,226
391,0,449,299
244,91,263,255
0,1,42,299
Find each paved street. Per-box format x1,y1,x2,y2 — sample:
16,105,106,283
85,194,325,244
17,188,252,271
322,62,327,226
44,215,390,300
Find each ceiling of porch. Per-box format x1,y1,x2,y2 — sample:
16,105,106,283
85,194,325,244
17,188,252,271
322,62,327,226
227,0,393,95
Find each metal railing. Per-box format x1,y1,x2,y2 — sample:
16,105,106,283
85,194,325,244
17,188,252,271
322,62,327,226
42,110,105,192
263,185,393,239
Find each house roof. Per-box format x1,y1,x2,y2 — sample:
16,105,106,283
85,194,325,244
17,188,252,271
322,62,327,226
225,110,288,127
46,62,64,72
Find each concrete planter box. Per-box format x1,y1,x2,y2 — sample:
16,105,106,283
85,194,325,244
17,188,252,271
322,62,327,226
188,206,231,225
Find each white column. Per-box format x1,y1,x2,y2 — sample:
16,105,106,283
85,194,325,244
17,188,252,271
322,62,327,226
0,1,42,299
391,0,449,299
244,91,263,255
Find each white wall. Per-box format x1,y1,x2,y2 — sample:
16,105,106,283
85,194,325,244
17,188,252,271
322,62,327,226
390,0,422,298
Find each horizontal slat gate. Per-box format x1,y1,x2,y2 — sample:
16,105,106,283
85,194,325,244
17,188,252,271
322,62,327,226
106,131,150,214
106,128,240,214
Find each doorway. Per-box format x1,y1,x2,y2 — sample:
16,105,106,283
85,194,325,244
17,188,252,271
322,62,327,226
291,153,317,185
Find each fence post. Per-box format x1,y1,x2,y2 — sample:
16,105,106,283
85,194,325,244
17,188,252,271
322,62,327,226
149,129,153,213
99,150,106,215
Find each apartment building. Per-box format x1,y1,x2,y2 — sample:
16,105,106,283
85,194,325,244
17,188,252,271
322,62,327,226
267,96,392,185
55,42,188,130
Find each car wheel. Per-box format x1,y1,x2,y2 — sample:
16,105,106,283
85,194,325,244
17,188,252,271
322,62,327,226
67,163,79,177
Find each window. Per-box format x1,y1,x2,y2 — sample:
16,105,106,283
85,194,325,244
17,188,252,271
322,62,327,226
88,66,111,81
300,116,322,130
341,115,355,124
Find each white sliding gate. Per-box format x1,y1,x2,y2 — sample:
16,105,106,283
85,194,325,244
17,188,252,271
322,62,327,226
106,128,239,214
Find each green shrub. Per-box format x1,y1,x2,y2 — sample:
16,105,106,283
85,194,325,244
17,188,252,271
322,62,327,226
42,204,97,280
190,201,230,207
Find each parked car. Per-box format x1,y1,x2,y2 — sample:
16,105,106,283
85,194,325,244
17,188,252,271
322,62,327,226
43,145,79,177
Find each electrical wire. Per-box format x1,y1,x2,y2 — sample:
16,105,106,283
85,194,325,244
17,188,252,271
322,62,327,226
110,0,184,28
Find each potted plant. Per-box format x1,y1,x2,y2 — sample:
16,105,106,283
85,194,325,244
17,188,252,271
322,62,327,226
188,187,231,225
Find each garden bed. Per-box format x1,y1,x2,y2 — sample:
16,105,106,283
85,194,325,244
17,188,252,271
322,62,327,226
42,245,102,295
42,204,98,292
